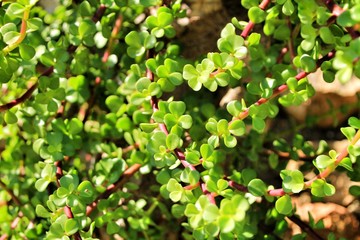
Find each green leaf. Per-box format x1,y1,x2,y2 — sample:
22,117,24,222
323,182,335,196
349,117,360,129
4,111,18,124
35,178,50,192
140,123,158,133
178,115,192,129
19,44,36,60
60,174,78,192
68,118,83,135
282,0,294,16
337,10,355,27
5,3,25,19
49,222,64,237
349,185,360,197
319,27,335,44
226,100,242,117
35,205,51,218
64,218,79,235
136,77,151,92
167,178,183,202
229,120,245,136
315,154,334,169
336,67,353,83
46,131,63,146
105,221,120,235
341,127,355,141
79,1,93,17
248,33,261,46
274,24,291,41
248,6,266,23
79,19,96,39
200,144,213,160
223,134,237,148
169,101,186,116
218,216,235,233
33,138,45,154
275,195,293,215
338,157,353,171
280,170,304,193
248,178,267,197
252,117,265,133
311,179,335,197
166,133,180,150
300,55,316,72
78,181,95,200
203,204,219,222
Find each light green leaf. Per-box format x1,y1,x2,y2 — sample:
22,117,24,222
275,195,293,215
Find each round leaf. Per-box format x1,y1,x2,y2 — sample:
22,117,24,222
248,178,267,197
275,195,293,215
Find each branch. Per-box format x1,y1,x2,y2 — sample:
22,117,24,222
268,129,360,196
2,8,30,55
92,4,107,23
54,161,82,240
0,4,107,113
241,0,272,38
0,66,53,112
201,183,216,204
102,14,123,63
86,163,142,216
0,179,21,206
82,12,121,121
287,215,324,240
0,79,37,112
323,0,360,38
236,50,335,121
228,180,248,193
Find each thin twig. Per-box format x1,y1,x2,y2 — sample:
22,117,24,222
86,163,142,215
235,50,335,121
287,215,324,240
241,0,272,38
268,129,360,196
54,161,82,240
323,0,360,38
0,179,21,205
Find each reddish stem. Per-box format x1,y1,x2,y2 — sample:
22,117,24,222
236,50,335,121
201,183,216,204
92,4,107,22
0,179,21,206
323,0,360,38
184,182,200,190
0,66,53,112
54,161,82,240
86,163,142,216
241,0,272,38
228,180,248,192
102,14,123,63
269,129,360,196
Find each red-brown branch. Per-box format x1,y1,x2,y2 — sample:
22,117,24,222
201,183,216,204
92,4,107,23
236,50,335,121
287,215,324,240
86,163,142,215
54,161,82,240
241,0,272,38
102,14,123,63
0,66,54,112
268,129,360,196
228,180,248,193
323,0,360,38
0,179,21,205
